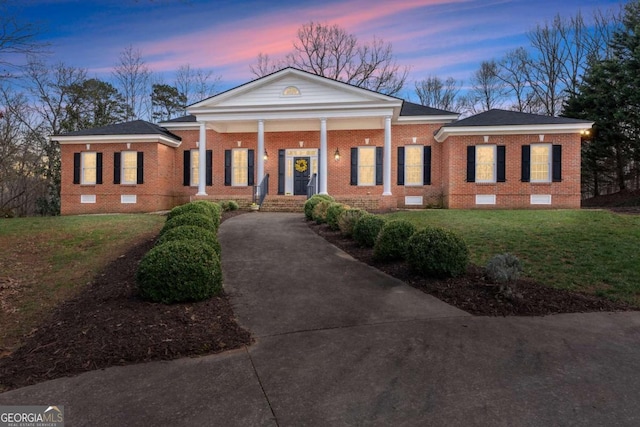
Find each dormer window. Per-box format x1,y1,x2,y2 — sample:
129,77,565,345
282,86,301,96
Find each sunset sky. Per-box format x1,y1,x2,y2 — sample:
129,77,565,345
6,0,624,100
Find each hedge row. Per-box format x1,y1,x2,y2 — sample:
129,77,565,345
136,200,228,304
303,195,469,278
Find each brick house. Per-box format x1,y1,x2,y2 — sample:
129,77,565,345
54,68,592,214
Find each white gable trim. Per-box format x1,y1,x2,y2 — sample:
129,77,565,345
54,134,182,147
434,122,594,142
189,68,400,110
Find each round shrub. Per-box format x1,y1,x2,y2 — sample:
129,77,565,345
155,225,221,257
167,202,212,222
304,194,335,220
136,240,223,303
353,214,386,247
326,203,348,230
405,227,469,278
312,200,332,224
161,212,217,235
373,220,416,261
220,200,239,211
191,200,221,228
337,208,366,237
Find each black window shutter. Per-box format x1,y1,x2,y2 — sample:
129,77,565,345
113,152,121,184
137,152,144,184
397,147,405,186
497,145,506,183
96,153,103,184
552,145,562,182
424,146,432,185
375,147,383,186
183,150,190,186
205,150,212,186
224,150,231,186
73,153,80,184
521,145,531,182
350,148,358,185
248,149,255,186
466,146,476,183
278,149,285,194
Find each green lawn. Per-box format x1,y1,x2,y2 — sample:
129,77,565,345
0,214,165,352
384,209,640,304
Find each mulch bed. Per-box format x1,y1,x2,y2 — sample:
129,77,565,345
308,222,637,317
0,211,252,392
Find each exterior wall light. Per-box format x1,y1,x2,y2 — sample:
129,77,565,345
334,148,341,161
263,150,268,161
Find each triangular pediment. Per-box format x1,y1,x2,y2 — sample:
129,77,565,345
189,68,400,112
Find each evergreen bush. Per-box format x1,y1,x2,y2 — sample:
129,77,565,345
220,200,239,211
160,212,217,235
136,240,223,303
337,208,366,237
167,202,211,222
353,214,386,247
326,203,348,230
304,194,335,220
373,220,416,261
312,200,333,224
155,225,221,257
191,200,221,228
405,227,469,277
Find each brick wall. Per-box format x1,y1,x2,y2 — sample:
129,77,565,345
443,133,581,209
59,125,583,214
60,142,175,215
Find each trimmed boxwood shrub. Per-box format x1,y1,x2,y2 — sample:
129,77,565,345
326,203,348,230
136,240,223,303
373,220,416,261
160,212,217,235
304,194,335,220
405,227,469,278
191,200,221,228
312,200,332,224
353,214,386,247
337,208,366,237
167,202,212,222
155,225,221,257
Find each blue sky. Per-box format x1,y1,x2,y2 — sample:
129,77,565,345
6,0,624,99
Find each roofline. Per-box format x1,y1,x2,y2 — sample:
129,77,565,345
434,122,595,142
397,114,459,124
160,122,200,130
188,67,402,112
52,134,182,147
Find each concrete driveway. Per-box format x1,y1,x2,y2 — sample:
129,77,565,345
2,213,639,426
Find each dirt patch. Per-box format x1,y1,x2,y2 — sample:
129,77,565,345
0,211,251,392
309,222,636,317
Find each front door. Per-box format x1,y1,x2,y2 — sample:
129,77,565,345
293,157,311,195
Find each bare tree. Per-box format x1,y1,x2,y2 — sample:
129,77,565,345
414,75,461,111
251,22,408,95
175,64,221,107
496,48,534,112
467,60,506,113
249,53,285,78
0,1,46,77
112,46,152,120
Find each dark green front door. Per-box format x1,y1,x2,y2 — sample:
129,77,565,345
293,157,310,195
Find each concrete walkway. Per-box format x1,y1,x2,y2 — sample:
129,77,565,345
2,213,640,426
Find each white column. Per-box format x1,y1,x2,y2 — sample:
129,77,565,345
383,116,392,196
319,117,328,195
257,120,265,184
197,122,207,196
